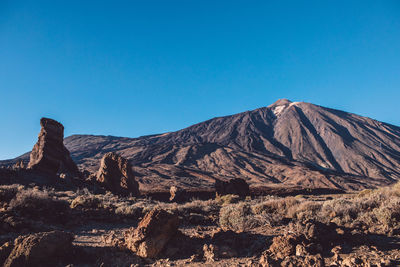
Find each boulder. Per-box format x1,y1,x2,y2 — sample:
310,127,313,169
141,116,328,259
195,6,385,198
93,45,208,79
124,209,179,258
215,178,250,197
28,118,79,176
96,152,140,196
268,233,303,259
4,230,74,267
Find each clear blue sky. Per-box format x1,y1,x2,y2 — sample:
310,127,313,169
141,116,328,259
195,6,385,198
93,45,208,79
1,1,400,159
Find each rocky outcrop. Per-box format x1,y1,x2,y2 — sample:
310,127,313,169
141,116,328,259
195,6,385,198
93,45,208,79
261,221,344,266
28,118,79,176
96,152,140,196
12,160,25,170
4,231,74,267
124,208,179,258
215,178,250,197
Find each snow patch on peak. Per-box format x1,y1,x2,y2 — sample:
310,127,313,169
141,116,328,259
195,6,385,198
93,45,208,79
272,105,287,116
289,102,300,107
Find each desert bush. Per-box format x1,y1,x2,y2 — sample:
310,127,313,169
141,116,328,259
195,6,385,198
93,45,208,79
251,197,299,216
320,197,377,224
215,194,241,205
8,188,69,219
114,203,143,218
287,200,323,221
219,202,256,231
372,199,400,227
0,184,22,203
70,195,102,209
356,189,374,198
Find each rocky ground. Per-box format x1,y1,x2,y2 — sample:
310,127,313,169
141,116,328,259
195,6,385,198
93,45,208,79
1,181,400,266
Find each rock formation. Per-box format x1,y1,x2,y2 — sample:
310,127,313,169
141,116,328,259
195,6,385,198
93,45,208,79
124,208,179,258
27,118,79,176
215,178,250,197
96,152,140,196
4,231,74,267
12,160,25,170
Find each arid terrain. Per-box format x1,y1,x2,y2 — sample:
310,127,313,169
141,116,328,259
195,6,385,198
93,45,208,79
1,100,400,266
3,99,400,192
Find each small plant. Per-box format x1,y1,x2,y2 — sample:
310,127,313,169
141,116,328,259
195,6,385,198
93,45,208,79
215,194,241,205
70,195,102,209
115,204,143,218
287,200,322,221
219,202,256,232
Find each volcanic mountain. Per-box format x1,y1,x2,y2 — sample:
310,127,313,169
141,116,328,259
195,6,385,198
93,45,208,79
3,99,400,191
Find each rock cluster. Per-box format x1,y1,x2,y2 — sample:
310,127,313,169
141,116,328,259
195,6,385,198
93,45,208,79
3,230,74,267
124,208,179,258
96,152,140,196
12,160,25,170
215,178,250,197
260,220,344,266
28,118,79,176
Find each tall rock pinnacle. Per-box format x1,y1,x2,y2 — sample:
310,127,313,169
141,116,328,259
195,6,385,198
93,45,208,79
28,118,79,175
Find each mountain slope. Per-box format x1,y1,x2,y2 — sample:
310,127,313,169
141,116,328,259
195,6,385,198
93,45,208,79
3,99,400,191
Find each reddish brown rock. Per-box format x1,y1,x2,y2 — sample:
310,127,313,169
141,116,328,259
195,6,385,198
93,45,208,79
12,160,25,170
4,231,74,267
215,178,250,197
269,233,302,259
124,209,179,258
28,118,79,175
96,152,140,196
203,244,218,262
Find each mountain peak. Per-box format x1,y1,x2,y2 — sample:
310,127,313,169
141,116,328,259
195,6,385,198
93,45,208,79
271,98,292,106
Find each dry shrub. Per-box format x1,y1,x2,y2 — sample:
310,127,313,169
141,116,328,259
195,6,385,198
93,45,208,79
372,198,400,228
114,204,143,218
215,194,241,205
356,189,374,198
252,197,299,216
9,188,69,220
219,202,256,232
287,200,323,221
70,195,102,209
0,184,22,203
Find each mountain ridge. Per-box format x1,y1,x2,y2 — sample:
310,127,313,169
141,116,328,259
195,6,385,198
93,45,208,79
2,99,400,191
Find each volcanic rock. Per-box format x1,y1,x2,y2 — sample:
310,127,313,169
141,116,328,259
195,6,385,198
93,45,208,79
124,208,179,258
27,118,79,176
12,160,25,170
4,230,74,267
203,244,218,262
96,152,140,196
269,233,302,259
215,178,250,197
